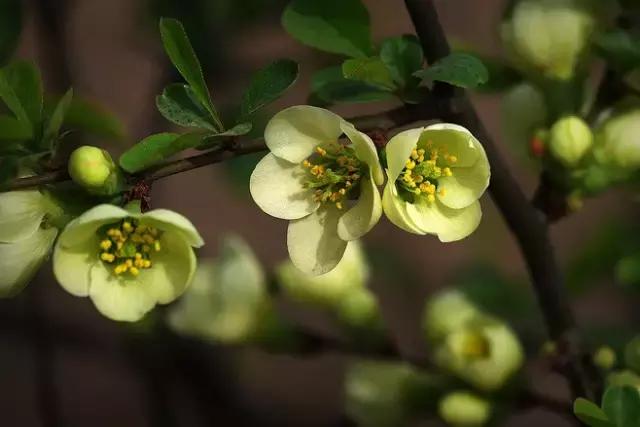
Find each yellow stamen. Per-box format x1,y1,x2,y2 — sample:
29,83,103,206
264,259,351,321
427,194,436,203
154,241,161,252
101,253,115,263
443,167,453,177
405,160,416,170
100,240,112,250
129,267,140,276
336,202,343,210
122,222,133,233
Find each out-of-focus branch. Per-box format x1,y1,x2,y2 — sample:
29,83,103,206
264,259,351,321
402,0,597,401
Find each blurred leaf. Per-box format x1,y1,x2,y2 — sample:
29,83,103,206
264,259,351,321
380,35,423,88
120,132,211,173
311,66,394,104
414,53,488,89
282,0,372,58
63,97,126,140
0,114,31,140
239,59,299,120
0,0,22,64
44,88,73,143
159,17,222,130
595,30,640,73
2,61,43,128
617,253,640,288
156,83,216,130
0,155,18,189
574,398,613,427
602,386,640,427
342,56,395,90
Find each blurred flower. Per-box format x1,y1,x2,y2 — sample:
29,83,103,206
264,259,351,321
0,190,62,296
336,287,382,330
344,360,416,427
169,235,270,344
593,345,617,371
502,0,594,80
250,105,384,275
501,83,548,149
595,109,640,170
549,116,593,167
438,391,491,426
423,290,524,391
53,204,203,322
68,145,122,195
276,240,369,308
383,124,490,241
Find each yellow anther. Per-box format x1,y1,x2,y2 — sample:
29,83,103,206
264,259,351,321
107,228,120,238
448,155,458,163
427,194,436,203
100,240,112,250
125,259,133,268
339,188,346,195
114,264,128,275
443,167,453,177
302,159,311,168
143,260,152,268
345,181,352,187
143,234,155,244
135,253,142,259
154,241,161,252
100,253,115,263
316,146,327,156
413,188,421,195
129,267,140,276
430,149,439,161
336,202,343,210
417,155,425,162
405,160,416,170
134,259,143,268
414,175,424,183
122,222,133,233
410,149,419,160
417,148,426,155
116,241,123,250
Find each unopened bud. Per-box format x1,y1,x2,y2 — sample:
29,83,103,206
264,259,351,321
337,287,381,330
549,116,593,167
439,391,491,426
595,109,640,170
68,146,121,195
593,346,617,371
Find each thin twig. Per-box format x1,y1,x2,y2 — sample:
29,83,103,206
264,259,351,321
402,0,596,400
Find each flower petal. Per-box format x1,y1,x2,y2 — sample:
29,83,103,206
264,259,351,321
139,231,197,304
338,176,382,241
0,190,46,242
58,204,129,247
53,233,99,297
341,122,384,186
264,105,344,163
249,153,319,220
385,128,424,182
287,206,348,275
88,263,157,322
0,228,57,297
438,155,490,210
141,209,204,248
381,183,425,235
411,200,482,242
419,123,480,168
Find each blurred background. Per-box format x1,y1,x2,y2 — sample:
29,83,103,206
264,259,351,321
0,0,638,426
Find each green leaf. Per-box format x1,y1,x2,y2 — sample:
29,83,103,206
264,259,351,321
311,66,394,104
44,88,73,142
63,97,126,140
0,114,31,140
574,398,613,427
595,30,640,73
380,35,423,88
0,0,22,64
602,386,640,427
0,155,19,189
159,17,222,130
2,61,43,127
119,132,209,173
342,56,395,90
156,83,216,130
282,0,373,58
414,53,489,89
239,59,299,120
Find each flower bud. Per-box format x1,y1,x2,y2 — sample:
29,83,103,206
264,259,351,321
502,0,594,80
595,110,640,170
502,83,548,151
593,346,617,371
422,290,480,342
337,287,381,330
68,146,121,195
625,336,640,373
549,116,593,167
438,391,491,426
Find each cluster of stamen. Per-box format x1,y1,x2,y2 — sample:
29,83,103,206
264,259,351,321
301,145,363,210
99,219,161,277
396,142,457,203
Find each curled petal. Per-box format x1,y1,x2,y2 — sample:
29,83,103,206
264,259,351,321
338,176,382,241
385,128,424,182
381,183,425,235
411,200,482,242
141,209,204,248
58,204,129,247
287,207,348,275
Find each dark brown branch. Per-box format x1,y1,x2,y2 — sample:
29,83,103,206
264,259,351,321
403,0,596,400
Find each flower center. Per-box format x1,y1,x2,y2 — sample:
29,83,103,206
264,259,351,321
301,144,365,210
98,219,162,277
396,142,457,203
460,331,490,360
